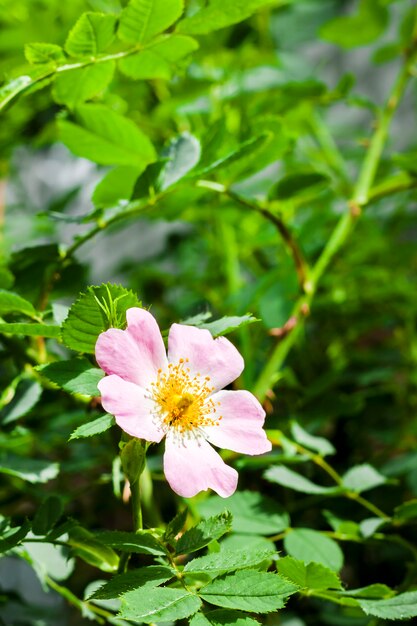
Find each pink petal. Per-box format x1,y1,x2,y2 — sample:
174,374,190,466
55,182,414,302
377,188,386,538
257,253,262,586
203,390,271,455
98,375,164,443
95,307,167,388
163,434,238,498
167,324,244,392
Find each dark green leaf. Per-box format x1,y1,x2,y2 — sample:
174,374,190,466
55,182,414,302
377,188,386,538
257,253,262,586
199,570,298,612
0,520,31,554
393,499,417,523
68,526,119,572
0,289,37,318
95,530,167,555
32,496,64,536
0,323,60,338
163,508,188,545
118,0,184,44
90,565,174,599
176,511,232,555
119,587,201,622
271,171,329,200
69,414,115,440
39,358,104,397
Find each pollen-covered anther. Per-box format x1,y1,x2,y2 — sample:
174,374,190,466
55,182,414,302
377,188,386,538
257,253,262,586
149,359,220,434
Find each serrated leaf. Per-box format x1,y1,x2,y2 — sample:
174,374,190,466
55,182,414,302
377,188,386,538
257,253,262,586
177,0,282,35
164,508,188,544
290,422,335,456
39,358,104,397
119,587,201,622
0,323,60,338
358,591,417,620
277,556,342,591
52,62,115,109
90,565,173,599
157,132,201,191
0,455,59,484
118,0,184,44
92,165,142,208
119,34,198,80
184,547,276,578
199,570,298,613
25,43,66,64
190,609,260,626
198,491,289,536
65,12,118,57
264,465,340,495
284,529,344,572
32,496,64,536
58,104,156,167
68,526,119,572
61,283,141,353
0,379,42,425
176,512,232,555
199,315,259,338
95,530,167,555
69,414,115,440
342,464,387,493
0,289,37,318
320,0,388,49
340,584,395,599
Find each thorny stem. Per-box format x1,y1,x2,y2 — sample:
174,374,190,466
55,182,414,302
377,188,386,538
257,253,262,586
252,56,414,402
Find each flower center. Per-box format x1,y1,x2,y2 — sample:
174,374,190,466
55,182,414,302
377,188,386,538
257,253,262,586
149,359,221,435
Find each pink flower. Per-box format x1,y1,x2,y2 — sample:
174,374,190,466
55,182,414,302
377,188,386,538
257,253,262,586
96,308,271,498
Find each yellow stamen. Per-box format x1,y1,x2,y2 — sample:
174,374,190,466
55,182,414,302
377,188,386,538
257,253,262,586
149,361,221,435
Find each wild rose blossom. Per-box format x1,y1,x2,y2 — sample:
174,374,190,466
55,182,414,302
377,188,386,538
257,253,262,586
96,308,271,498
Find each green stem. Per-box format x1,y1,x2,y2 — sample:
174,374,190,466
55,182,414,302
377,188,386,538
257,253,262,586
253,56,413,401
131,477,143,533
44,575,117,623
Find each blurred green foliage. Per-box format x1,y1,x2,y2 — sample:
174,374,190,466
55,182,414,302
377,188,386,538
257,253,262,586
1,0,417,624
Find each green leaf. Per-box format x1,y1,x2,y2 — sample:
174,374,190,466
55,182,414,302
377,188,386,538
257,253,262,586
176,512,232,555
163,508,188,545
95,530,167,555
61,283,141,353
0,520,31,555
284,529,344,572
271,171,329,200
358,591,417,620
68,526,119,572
0,76,33,111
69,414,115,440
277,556,342,591
25,43,66,64
0,289,37,318
32,496,64,536
264,465,340,495
342,464,387,493
0,323,60,338
340,584,395,599
118,0,184,44
65,12,118,57
198,491,289,536
52,62,115,109
199,570,298,612
194,134,269,177
90,565,173,599
58,104,156,167
0,455,59,484
198,315,259,338
184,547,277,578
190,609,260,626
92,166,142,208
119,34,198,80
156,132,201,191
177,0,283,35
290,422,335,456
0,379,42,425
393,499,417,523
119,587,202,622
120,438,146,484
39,358,104,397
359,517,386,538
320,0,388,49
